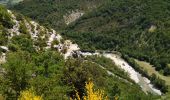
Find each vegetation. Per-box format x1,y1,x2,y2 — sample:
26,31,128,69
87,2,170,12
0,28,8,45
0,50,67,99
73,80,108,100
0,3,164,100
0,50,159,99
18,81,108,100
0,5,13,46
0,5,14,28
85,55,132,82
122,55,168,93
150,74,168,93
19,20,29,34
10,34,35,53
63,0,170,75
12,0,170,75
62,58,159,100
18,88,42,100
11,0,110,31
134,60,170,99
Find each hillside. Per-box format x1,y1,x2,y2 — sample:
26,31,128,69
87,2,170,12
0,5,161,100
11,0,170,76
64,0,170,75
11,0,110,31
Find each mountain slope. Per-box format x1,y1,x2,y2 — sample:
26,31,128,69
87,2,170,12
11,0,170,75
64,0,170,74
0,5,161,99
11,0,110,31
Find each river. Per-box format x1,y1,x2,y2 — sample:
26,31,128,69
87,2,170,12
78,51,162,95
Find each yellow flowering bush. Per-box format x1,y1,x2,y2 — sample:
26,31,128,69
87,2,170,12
72,81,108,100
18,88,42,100
83,81,108,100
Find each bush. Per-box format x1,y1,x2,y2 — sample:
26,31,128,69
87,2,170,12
18,88,42,100
0,28,8,45
150,74,168,93
163,66,170,76
8,43,18,52
19,21,29,34
73,80,108,100
0,6,14,28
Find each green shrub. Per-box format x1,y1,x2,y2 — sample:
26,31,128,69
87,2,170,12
0,5,14,28
19,21,29,34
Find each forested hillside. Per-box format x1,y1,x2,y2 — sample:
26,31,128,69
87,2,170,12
65,0,170,75
11,0,170,76
11,0,110,31
0,5,161,100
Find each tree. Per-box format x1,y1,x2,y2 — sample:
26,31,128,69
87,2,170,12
163,66,170,76
0,51,33,99
83,81,108,100
111,84,121,100
0,5,14,28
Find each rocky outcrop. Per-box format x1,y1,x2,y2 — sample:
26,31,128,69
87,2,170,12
64,10,84,25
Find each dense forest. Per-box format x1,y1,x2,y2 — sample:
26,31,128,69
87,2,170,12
11,0,110,31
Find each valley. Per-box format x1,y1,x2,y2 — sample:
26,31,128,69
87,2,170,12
0,6,161,99
0,0,170,99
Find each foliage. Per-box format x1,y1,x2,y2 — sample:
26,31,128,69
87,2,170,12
0,50,68,99
85,55,132,82
12,0,170,75
19,20,29,34
150,74,168,93
123,54,168,93
0,3,164,99
73,81,108,100
83,81,108,100
0,27,8,45
0,51,160,99
62,0,170,75
62,58,158,100
0,5,14,28
18,88,42,100
163,66,170,76
0,51,33,99
11,34,35,53
11,0,110,31
122,55,150,78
